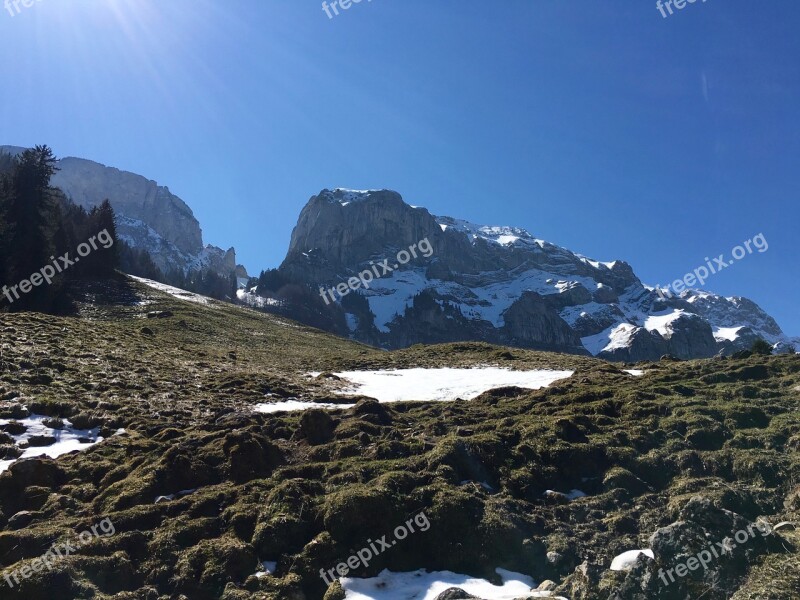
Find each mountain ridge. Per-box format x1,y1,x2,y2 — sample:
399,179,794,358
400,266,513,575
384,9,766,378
273,188,793,360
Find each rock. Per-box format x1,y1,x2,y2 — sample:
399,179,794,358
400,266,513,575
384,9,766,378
1,421,27,435
554,561,602,600
433,588,482,600
300,409,336,445
543,490,570,505
27,434,57,447
535,580,557,591
353,398,392,425
599,327,669,363
42,417,65,429
0,444,22,459
323,580,347,600
546,551,563,566
141,327,154,336
553,418,588,443
7,510,35,529
7,457,65,488
602,467,649,495
147,310,174,319
502,292,588,354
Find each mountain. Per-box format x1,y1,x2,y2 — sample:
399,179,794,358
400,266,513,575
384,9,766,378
0,145,243,279
277,188,791,361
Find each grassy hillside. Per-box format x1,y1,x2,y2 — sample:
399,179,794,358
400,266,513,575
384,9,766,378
0,277,798,600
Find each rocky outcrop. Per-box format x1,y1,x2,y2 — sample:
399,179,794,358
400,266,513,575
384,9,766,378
275,188,791,360
502,292,587,354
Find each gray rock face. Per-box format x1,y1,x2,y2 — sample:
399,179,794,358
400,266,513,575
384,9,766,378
0,146,239,278
502,292,587,354
52,157,203,255
279,189,789,360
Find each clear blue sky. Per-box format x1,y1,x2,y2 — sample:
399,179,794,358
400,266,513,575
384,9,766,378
2,0,798,335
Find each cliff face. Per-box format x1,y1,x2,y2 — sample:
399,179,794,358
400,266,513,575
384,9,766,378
52,157,203,255
0,146,240,278
279,188,789,360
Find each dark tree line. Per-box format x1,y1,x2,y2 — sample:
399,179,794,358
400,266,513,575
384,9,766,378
0,146,120,312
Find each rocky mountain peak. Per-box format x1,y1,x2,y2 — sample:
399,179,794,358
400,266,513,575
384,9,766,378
278,188,790,360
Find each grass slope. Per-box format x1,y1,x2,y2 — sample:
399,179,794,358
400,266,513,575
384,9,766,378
0,277,798,600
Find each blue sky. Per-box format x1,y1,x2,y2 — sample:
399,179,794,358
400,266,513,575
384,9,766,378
2,0,798,335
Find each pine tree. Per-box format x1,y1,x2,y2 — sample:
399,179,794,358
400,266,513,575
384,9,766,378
85,199,119,276
3,146,60,310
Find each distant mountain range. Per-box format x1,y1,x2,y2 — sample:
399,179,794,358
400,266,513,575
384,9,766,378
0,145,245,282
269,188,796,361
3,144,793,360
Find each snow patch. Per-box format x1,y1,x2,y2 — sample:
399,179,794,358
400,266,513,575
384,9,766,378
341,568,538,600
254,400,356,413
237,288,283,309
623,369,644,377
254,561,278,579
713,326,743,342
0,414,103,473
333,367,573,403
131,276,214,306
610,549,654,572
643,310,684,337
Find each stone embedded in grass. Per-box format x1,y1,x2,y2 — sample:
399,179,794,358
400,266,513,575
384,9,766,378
2,421,27,435
27,434,57,447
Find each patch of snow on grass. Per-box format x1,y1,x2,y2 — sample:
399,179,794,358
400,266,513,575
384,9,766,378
0,414,103,473
341,568,536,600
254,400,356,413
623,369,644,377
131,276,213,306
334,367,573,403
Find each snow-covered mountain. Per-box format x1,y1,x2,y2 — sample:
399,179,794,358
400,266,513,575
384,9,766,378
279,189,793,361
0,145,242,278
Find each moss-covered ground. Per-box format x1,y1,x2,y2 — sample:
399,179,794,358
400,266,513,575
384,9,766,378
0,278,798,599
